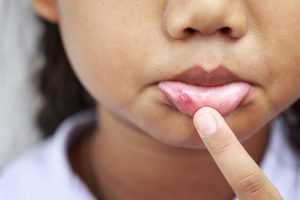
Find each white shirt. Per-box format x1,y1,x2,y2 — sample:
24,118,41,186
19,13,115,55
0,110,299,200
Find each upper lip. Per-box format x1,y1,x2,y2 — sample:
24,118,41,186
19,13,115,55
166,65,245,87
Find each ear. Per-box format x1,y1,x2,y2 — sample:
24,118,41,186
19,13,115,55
31,0,58,23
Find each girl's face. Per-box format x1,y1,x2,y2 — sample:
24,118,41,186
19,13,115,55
36,0,300,148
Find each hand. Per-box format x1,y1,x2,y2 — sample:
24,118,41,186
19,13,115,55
193,107,283,200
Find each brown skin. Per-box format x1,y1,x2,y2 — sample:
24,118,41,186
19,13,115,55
32,0,298,199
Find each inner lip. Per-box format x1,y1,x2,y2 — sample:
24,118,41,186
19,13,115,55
166,65,245,87
157,81,252,116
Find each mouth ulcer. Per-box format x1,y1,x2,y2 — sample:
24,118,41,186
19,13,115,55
158,81,251,117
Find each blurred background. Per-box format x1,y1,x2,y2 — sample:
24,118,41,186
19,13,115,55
0,0,43,167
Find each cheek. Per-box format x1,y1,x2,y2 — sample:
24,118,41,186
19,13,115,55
268,66,300,113
57,2,154,110
262,34,300,113
249,2,300,114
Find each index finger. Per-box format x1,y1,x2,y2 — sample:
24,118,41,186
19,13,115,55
193,107,282,200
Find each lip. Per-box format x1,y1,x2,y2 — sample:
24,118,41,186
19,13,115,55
156,65,253,116
167,65,245,87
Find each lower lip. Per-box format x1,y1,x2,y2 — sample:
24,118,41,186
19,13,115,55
157,81,251,117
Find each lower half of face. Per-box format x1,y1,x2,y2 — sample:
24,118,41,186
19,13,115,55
57,0,300,149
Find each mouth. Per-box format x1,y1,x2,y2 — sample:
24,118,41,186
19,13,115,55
157,66,252,117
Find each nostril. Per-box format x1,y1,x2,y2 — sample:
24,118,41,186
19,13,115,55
220,27,231,35
184,27,232,36
184,28,196,34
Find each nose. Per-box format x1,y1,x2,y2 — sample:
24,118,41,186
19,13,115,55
163,0,248,40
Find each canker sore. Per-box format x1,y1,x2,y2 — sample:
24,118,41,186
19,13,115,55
176,91,196,116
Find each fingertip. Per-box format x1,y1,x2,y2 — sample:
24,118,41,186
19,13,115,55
193,107,222,123
193,107,219,137
194,107,217,115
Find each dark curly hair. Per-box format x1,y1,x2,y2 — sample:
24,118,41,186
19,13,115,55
35,20,300,155
35,21,95,137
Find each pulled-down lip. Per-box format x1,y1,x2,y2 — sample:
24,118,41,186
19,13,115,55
157,81,252,117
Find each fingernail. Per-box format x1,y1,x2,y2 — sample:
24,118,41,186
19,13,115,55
194,112,217,137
